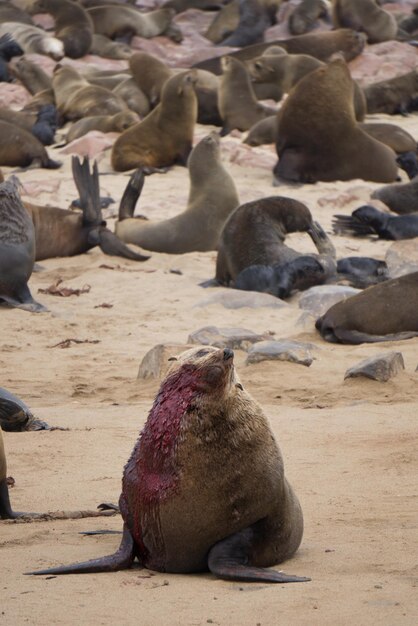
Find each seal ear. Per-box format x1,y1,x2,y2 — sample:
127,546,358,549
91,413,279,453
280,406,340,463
168,357,178,362
236,383,243,390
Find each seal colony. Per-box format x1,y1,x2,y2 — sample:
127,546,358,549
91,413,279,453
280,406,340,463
28,346,309,583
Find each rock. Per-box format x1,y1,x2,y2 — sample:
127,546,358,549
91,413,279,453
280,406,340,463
196,288,289,309
344,352,405,382
245,340,315,367
137,343,194,380
188,326,272,350
385,240,418,278
298,285,360,317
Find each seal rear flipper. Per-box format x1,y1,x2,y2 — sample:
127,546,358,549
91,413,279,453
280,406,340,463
0,478,17,519
26,524,135,576
333,328,418,345
118,168,145,221
71,156,101,226
208,528,310,584
93,227,150,261
0,286,48,313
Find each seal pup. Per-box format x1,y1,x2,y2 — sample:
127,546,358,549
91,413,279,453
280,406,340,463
27,0,93,59
112,79,150,118
274,59,398,184
90,34,131,60
332,0,397,44
129,51,171,107
315,271,418,344
13,56,52,95
332,206,418,241
0,104,57,145
195,29,366,74
52,65,127,121
28,346,309,583
218,56,276,134
86,5,176,42
0,176,45,312
27,156,150,262
359,123,417,156
111,71,198,172
364,71,418,115
66,111,140,144
244,115,276,146
215,196,336,286
0,22,64,60
115,132,240,253
0,120,60,169
288,0,330,35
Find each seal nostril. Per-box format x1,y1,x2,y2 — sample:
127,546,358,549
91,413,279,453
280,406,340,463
223,348,234,361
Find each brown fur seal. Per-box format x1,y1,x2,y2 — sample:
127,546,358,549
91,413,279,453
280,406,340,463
28,345,309,584
289,0,330,35
111,71,197,172
13,56,52,95
0,120,60,168
247,51,367,121
215,196,336,286
244,115,276,146
26,157,149,262
0,22,64,59
364,71,418,115
0,104,57,145
205,0,240,43
359,123,417,155
27,0,93,58
217,0,276,48
0,387,51,432
0,428,21,518
195,29,366,74
0,2,34,25
112,78,150,118
52,65,127,121
86,5,175,42
219,56,276,134
90,33,131,60
371,176,418,215
66,111,140,144
115,132,239,253
316,271,418,343
129,51,172,106
332,0,397,44
0,176,45,312
274,59,398,184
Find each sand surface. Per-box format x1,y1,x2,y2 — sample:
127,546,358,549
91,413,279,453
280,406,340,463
1,13,418,626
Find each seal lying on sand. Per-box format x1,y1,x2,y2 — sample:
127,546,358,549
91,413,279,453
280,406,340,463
315,272,418,343
0,22,64,59
0,176,44,312
0,120,60,169
27,157,150,262
332,206,418,241
115,132,239,253
28,346,309,583
0,387,51,431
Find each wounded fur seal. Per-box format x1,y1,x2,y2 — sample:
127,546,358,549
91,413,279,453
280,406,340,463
274,59,398,184
316,272,418,343
28,346,309,583
111,71,197,172
115,132,239,253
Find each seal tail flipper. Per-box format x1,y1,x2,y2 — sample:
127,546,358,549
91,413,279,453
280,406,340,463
332,214,376,237
26,524,135,576
94,227,150,261
208,529,310,584
71,156,101,226
118,168,145,221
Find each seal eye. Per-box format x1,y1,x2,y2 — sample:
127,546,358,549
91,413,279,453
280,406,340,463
195,349,210,358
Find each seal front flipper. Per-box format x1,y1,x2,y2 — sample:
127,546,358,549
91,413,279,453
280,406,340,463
208,527,310,584
118,168,145,221
26,523,135,576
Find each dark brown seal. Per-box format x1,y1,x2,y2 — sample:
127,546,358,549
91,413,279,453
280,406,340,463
332,0,397,44
218,56,276,134
316,272,418,344
274,59,398,184
27,0,93,58
194,29,366,74
0,176,45,312
115,132,240,253
28,346,309,584
0,387,51,432
111,71,198,172
215,196,336,287
364,71,418,115
332,205,418,241
0,120,60,168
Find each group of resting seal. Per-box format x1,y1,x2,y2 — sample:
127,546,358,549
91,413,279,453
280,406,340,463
26,345,309,583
